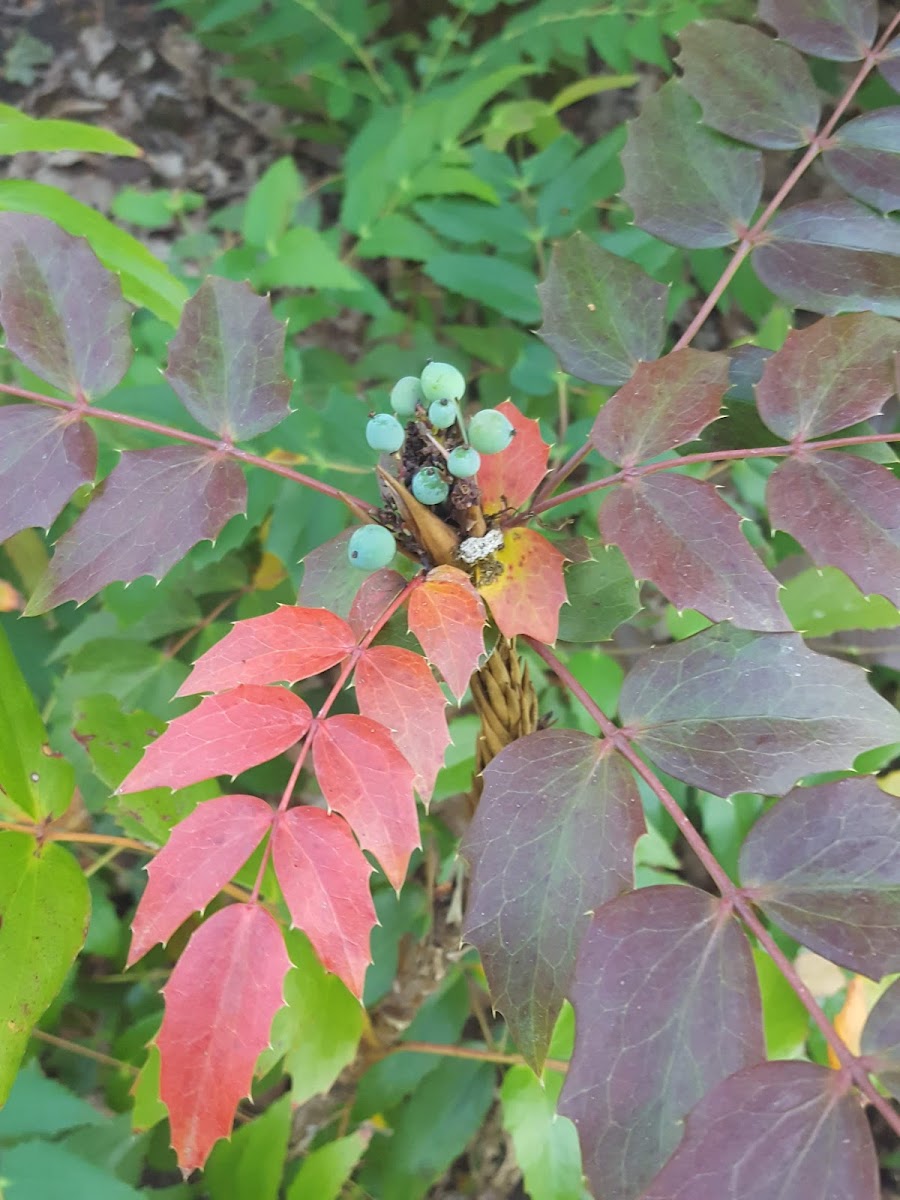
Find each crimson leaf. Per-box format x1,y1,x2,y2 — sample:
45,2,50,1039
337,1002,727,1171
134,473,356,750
739,778,900,978
461,731,644,1070
0,407,96,543
476,400,549,513
824,110,900,214
407,566,486,701
758,0,878,61
619,624,900,797
861,977,900,1101
164,277,291,441
560,885,764,1200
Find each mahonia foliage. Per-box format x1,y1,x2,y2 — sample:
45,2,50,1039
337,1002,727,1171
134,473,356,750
3,0,900,1194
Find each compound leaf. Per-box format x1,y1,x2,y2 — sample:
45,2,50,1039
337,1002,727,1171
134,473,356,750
26,446,246,614
758,0,878,61
861,977,900,1100
408,566,486,701
619,624,900,797
164,277,291,441
119,686,312,793
825,109,900,213
128,795,275,966
476,400,550,513
560,885,764,1200
739,778,900,977
461,731,644,1070
479,528,567,644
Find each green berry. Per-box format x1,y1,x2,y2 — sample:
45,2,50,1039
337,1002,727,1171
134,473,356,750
348,525,397,571
447,446,481,478
412,467,450,506
366,413,405,453
420,361,466,404
428,397,458,430
390,376,423,417
468,409,514,455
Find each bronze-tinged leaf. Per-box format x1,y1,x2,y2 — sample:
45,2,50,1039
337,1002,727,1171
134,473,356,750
620,624,900,798
164,277,290,441
739,778,900,978
0,213,132,398
177,606,357,696
298,529,365,621
0,406,96,543
461,731,644,1070
536,231,668,386
824,110,900,214
621,79,763,249
600,474,789,632
560,886,765,1200
642,1061,879,1200
348,569,407,637
767,452,900,606
158,903,290,1173
591,349,728,467
755,314,900,441
26,446,246,614
407,565,486,701
478,528,567,644
476,400,550,514
758,0,878,61
678,21,820,149
861,977,900,1100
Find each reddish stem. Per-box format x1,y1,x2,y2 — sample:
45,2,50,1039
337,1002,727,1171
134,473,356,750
525,636,900,1136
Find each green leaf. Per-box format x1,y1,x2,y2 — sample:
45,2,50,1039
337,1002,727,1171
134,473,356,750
550,74,638,113
0,1059,102,1139
501,1065,588,1200
753,949,808,1059
0,181,186,323
558,548,640,642
254,226,364,291
286,1132,368,1200
355,213,442,262
205,1094,292,1200
242,157,303,252
130,1045,167,1132
424,252,539,323
0,834,90,1102
406,165,500,205
0,625,73,820
780,566,900,637
1,1140,144,1200
0,103,141,157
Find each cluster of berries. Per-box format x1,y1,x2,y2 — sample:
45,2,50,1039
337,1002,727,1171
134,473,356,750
348,361,514,571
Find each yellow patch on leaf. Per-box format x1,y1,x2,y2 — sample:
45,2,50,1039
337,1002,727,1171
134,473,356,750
478,527,566,644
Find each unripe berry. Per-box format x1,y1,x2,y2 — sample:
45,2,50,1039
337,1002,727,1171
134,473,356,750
366,413,405,453
428,397,458,430
412,467,450,506
468,408,514,454
348,525,397,571
420,361,466,404
390,376,423,417
447,446,481,478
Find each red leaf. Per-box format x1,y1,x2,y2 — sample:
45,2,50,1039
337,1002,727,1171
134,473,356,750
600,473,789,631
26,446,246,615
119,686,312,793
479,528,567,644
312,714,419,891
355,645,450,803
591,349,729,467
476,400,550,513
272,807,376,999
408,566,486,701
158,903,290,1173
128,795,274,967
178,606,357,696
348,569,407,638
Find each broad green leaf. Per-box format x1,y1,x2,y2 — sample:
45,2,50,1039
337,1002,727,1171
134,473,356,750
0,1059,102,1138
423,252,540,323
0,625,73,820
254,226,364,291
462,731,644,1069
0,834,90,1102
356,213,442,261
678,21,820,149
0,181,186,323
407,165,500,204
242,156,302,251
1,1140,144,1200
558,546,640,642
560,886,764,1200
739,778,900,978
825,110,900,213
780,566,900,637
758,0,878,61
861,976,900,1100
550,74,638,113
752,949,809,1059
536,231,668,386
0,103,141,156
621,80,763,249
164,277,291,440
501,1065,588,1200
0,213,132,397
205,1093,292,1200
286,1132,368,1200
620,624,900,797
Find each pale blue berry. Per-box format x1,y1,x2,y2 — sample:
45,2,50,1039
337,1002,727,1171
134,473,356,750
412,467,450,506
468,409,514,454
390,376,423,417
447,446,481,478
348,525,397,571
421,361,466,404
366,413,405,453
428,397,458,430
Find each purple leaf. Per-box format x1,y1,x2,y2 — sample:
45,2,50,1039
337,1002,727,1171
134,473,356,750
755,313,900,440
767,452,900,606
753,200,900,317
164,277,291,441
535,231,668,386
642,1061,879,1200
592,349,728,466
621,80,763,249
0,406,96,543
560,886,764,1200
880,36,900,92
599,474,789,632
0,213,132,398
861,977,900,1101
461,730,644,1071
619,624,900,797
26,446,246,614
758,0,878,61
825,109,900,213
739,778,900,978
678,20,820,149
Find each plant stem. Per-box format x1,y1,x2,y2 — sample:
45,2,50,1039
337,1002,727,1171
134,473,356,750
524,637,900,1137
294,0,393,102
31,1028,138,1075
392,1040,569,1073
